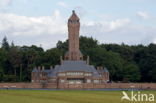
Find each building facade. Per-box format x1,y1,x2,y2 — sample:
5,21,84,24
31,10,109,88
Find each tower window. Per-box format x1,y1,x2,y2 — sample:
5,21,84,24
69,20,72,23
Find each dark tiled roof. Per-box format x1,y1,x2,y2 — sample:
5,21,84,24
58,61,90,72
33,60,109,78
97,67,109,73
51,60,100,77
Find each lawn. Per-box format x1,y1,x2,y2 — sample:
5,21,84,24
0,90,155,103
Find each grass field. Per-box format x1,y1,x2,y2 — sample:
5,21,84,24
0,90,155,103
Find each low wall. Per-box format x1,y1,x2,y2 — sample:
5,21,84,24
0,83,156,89
0,83,57,89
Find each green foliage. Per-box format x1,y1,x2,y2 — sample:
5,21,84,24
42,48,63,67
2,36,10,51
86,47,123,81
0,36,156,82
123,63,141,82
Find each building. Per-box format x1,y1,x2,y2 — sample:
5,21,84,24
31,10,109,88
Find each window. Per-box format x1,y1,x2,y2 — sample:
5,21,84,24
84,73,92,76
60,79,65,83
69,20,72,23
86,79,91,83
66,72,83,76
50,79,56,82
58,73,65,76
94,80,99,83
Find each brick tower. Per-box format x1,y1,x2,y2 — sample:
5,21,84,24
65,10,83,60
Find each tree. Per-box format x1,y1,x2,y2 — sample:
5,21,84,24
42,48,63,67
123,63,141,82
8,46,22,76
57,40,68,54
0,48,7,81
133,43,156,82
20,45,44,81
86,47,124,81
100,43,134,62
2,36,10,51
79,36,98,55
0,35,156,83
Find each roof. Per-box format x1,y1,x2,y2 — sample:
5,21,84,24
97,67,109,73
68,10,79,21
58,61,91,72
52,60,100,77
32,60,108,78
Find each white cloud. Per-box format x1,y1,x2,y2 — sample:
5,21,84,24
153,38,156,44
82,18,131,32
81,19,156,45
0,0,12,6
137,11,150,20
0,0,12,11
57,1,68,8
0,10,67,49
109,19,131,31
0,10,156,50
0,10,66,36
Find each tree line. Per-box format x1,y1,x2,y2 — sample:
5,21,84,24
0,36,156,82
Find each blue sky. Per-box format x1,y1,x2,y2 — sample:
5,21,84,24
0,0,156,49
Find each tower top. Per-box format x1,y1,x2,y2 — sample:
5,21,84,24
68,10,79,20
72,10,75,13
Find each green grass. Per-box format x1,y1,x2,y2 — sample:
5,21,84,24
0,90,155,103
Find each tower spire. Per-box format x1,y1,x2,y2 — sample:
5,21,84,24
72,10,75,13
69,10,79,21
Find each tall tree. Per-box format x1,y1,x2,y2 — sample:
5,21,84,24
2,36,10,51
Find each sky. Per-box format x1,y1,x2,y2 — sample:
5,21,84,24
0,0,156,49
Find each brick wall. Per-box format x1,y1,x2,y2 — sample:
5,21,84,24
0,83,156,89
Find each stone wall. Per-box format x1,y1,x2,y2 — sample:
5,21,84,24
0,83,156,89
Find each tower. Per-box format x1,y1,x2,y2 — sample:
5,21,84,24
65,10,83,60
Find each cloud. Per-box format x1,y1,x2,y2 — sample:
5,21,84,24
0,10,156,50
0,10,67,49
0,0,12,6
82,18,131,33
81,19,156,45
154,39,156,44
57,1,68,8
0,10,66,36
137,11,150,20
0,0,12,11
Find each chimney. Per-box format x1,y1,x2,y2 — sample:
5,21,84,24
97,67,100,70
42,66,45,71
38,66,41,71
86,56,89,65
60,56,63,64
50,66,53,70
100,66,103,70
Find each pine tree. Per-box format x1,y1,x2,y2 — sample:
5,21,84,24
2,36,10,51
